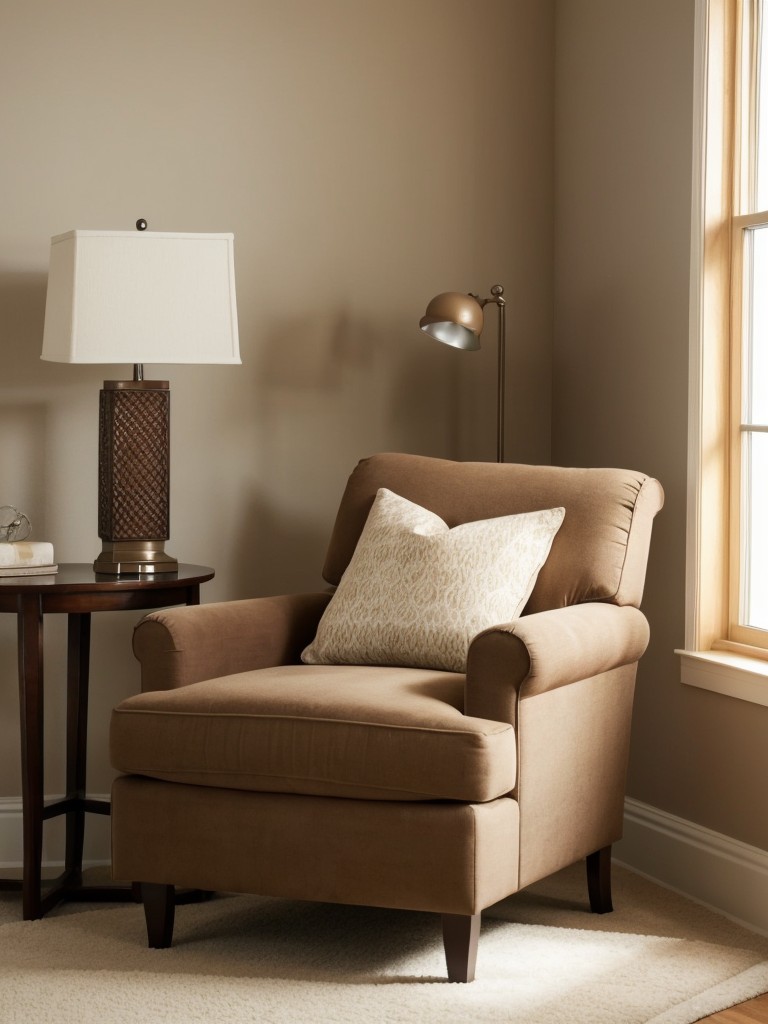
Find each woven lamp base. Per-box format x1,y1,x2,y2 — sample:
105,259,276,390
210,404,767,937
95,380,178,575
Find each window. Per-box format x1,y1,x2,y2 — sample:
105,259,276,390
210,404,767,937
731,1,768,645
681,0,768,704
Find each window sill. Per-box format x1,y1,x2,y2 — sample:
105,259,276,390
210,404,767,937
677,649,768,707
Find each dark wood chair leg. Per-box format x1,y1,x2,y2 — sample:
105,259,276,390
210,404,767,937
142,883,176,948
586,845,613,914
441,912,480,982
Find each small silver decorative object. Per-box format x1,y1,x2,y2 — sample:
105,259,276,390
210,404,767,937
0,506,32,542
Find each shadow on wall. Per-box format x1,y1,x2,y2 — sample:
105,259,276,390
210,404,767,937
230,481,331,599
0,270,103,391
0,272,48,387
259,308,373,390
0,403,48,538
389,345,459,459
222,308,372,600
255,306,390,486
195,301,461,601
258,304,458,459
0,273,53,537
0,272,102,540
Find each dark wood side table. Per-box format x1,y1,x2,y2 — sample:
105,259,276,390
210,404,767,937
0,563,214,920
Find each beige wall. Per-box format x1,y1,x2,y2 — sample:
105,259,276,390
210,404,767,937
0,1,554,803
6,0,760,871
554,0,768,851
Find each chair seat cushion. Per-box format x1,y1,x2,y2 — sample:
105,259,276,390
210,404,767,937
110,664,516,803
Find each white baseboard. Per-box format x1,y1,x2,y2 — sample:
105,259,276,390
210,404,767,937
0,795,111,870
615,797,768,937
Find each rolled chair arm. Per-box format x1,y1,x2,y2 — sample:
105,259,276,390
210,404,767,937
133,591,332,691
465,603,650,725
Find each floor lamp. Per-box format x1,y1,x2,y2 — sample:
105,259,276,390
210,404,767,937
41,223,240,575
419,284,507,463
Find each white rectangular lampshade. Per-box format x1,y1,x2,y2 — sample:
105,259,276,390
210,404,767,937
41,229,240,365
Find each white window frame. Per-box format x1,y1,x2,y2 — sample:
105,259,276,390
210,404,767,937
680,0,768,706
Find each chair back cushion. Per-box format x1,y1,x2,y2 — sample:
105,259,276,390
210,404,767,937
322,454,664,614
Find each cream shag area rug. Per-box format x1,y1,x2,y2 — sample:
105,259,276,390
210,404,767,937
0,863,766,1024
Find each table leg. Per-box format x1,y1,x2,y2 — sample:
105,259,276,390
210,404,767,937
16,594,44,921
65,613,91,887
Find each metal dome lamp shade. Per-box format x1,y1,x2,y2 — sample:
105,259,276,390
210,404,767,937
419,284,507,462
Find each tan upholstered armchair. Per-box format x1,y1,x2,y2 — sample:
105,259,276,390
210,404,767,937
110,453,663,982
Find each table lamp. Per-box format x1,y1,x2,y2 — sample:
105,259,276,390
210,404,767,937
419,284,507,462
41,222,240,575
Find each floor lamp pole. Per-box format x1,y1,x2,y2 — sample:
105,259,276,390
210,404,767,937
491,285,506,464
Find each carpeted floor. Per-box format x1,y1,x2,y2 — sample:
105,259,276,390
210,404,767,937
0,862,766,1024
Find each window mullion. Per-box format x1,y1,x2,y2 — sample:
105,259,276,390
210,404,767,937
730,217,768,643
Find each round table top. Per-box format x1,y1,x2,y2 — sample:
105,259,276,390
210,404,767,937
0,563,215,594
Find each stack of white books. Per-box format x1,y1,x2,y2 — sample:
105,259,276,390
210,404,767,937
0,541,58,577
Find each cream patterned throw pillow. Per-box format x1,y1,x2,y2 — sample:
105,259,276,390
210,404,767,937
302,488,565,673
